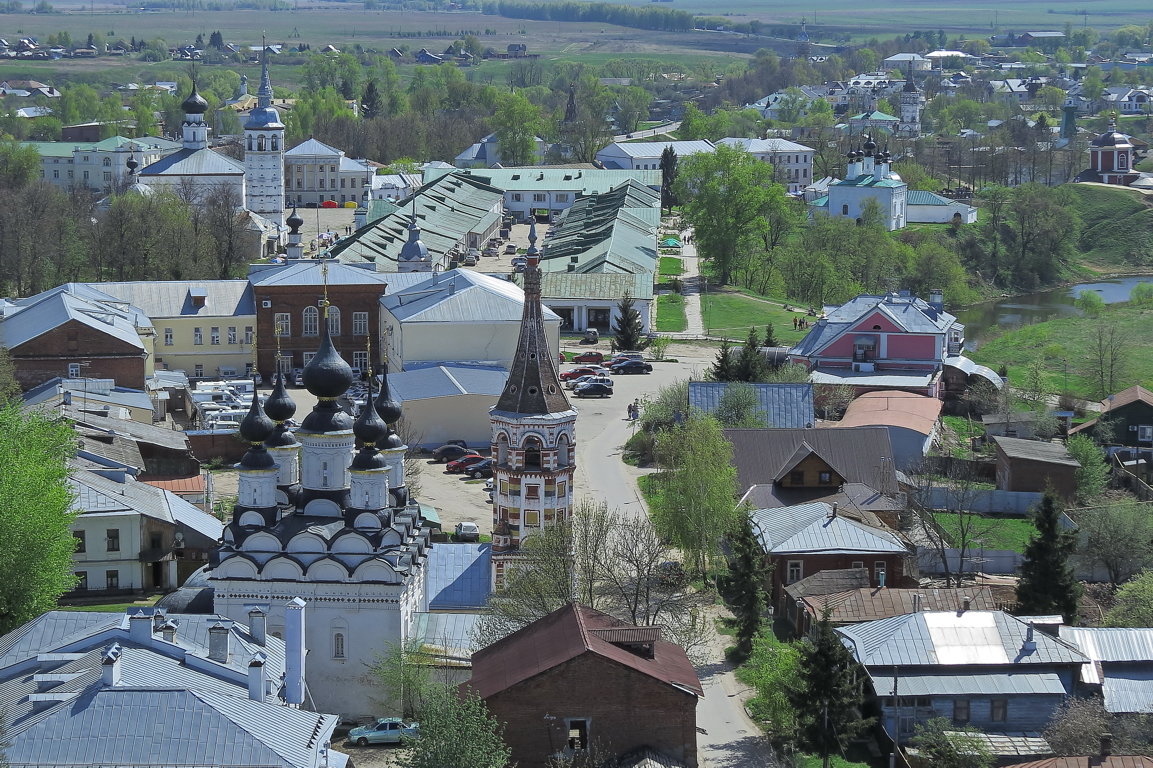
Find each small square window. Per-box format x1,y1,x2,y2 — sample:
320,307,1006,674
991,698,1007,722
818,471,832,484
787,560,803,584
953,699,970,724
74,531,86,553
789,470,804,485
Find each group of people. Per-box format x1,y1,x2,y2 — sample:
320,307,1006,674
626,399,641,421
792,316,811,330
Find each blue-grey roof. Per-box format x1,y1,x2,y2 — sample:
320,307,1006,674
717,137,815,153
95,280,255,319
1101,669,1153,714
838,610,1089,669
23,378,153,413
69,467,223,542
381,269,559,324
790,293,960,357
138,147,244,176
412,611,481,665
427,542,492,610
248,260,392,287
687,382,815,428
387,365,507,400
750,502,907,555
868,670,1068,697
284,137,343,158
1060,627,1153,663
7,687,336,768
0,283,148,350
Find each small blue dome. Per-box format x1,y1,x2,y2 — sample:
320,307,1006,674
245,105,284,130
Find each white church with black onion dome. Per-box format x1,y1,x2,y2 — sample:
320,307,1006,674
207,298,433,720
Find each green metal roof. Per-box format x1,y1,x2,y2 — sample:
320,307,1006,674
539,179,660,276
425,167,660,193
833,174,905,188
848,111,899,121
517,271,654,301
22,135,181,158
906,190,952,206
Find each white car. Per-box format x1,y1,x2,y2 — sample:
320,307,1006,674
566,375,613,390
454,521,480,541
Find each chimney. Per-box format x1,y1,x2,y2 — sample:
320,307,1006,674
151,608,168,632
928,289,944,312
1100,733,1113,760
878,569,887,588
962,598,971,612
912,593,922,612
208,621,231,663
248,652,267,702
248,606,267,647
128,612,153,645
1022,622,1037,653
101,643,122,686
159,620,178,643
285,597,307,706
828,502,838,518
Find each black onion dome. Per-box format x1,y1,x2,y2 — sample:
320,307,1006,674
264,372,296,422
302,310,354,399
126,155,138,172
351,447,389,471
373,363,402,425
239,388,275,445
863,135,877,153
286,208,304,233
377,429,405,451
354,387,388,446
182,87,209,115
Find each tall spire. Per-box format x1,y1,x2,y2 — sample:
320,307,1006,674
258,34,273,108
493,220,569,415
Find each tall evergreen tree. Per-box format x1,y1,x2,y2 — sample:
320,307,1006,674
790,616,870,767
709,339,735,382
361,80,383,120
734,327,767,382
194,33,204,49
659,145,678,214
612,291,644,352
1016,493,1081,622
726,514,769,659
208,31,223,50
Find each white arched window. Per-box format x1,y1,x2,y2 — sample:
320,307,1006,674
258,135,266,151
333,632,346,659
302,306,319,337
327,306,341,336
271,135,280,151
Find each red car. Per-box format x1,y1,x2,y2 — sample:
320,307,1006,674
446,454,485,473
560,366,607,381
571,351,605,364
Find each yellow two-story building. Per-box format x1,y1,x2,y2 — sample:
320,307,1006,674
96,282,257,380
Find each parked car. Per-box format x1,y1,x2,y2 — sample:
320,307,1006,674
610,360,653,375
511,257,528,272
574,382,613,398
467,458,494,478
607,352,645,365
454,521,481,541
483,246,499,257
348,718,420,746
292,369,305,387
571,351,605,364
566,375,613,391
504,243,517,254
460,252,478,266
431,442,473,462
559,366,609,381
446,453,486,473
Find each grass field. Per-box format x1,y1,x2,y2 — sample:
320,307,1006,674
1065,184,1153,269
969,302,1153,398
59,594,162,612
933,512,1036,553
700,290,808,345
656,293,688,332
659,256,684,277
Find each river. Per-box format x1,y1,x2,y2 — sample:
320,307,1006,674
956,274,1153,349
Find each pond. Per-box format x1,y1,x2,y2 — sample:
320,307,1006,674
956,274,1153,349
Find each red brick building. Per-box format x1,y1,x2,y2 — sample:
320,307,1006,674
0,284,150,390
248,260,392,378
468,603,702,768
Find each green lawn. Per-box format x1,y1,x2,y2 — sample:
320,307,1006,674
942,414,986,442
59,594,163,613
933,512,1036,553
970,303,1153,399
700,291,807,345
1063,184,1153,268
796,756,872,768
656,293,688,333
659,256,685,277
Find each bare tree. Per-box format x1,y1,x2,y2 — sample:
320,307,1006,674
1084,321,1128,400
201,183,250,279
906,461,1002,587
1074,499,1153,586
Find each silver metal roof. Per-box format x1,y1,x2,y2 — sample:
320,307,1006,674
249,260,391,287
138,147,245,176
839,610,1089,668
1060,627,1153,663
869,670,1067,696
381,269,559,324
750,502,907,555
427,542,492,610
1101,670,1153,713
0,283,147,350
688,382,815,429
69,467,223,542
387,364,507,400
96,280,255,319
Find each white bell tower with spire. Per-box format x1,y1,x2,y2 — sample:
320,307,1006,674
244,38,285,227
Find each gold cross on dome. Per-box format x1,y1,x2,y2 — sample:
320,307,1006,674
321,259,330,318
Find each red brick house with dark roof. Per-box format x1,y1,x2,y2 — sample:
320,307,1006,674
467,603,702,768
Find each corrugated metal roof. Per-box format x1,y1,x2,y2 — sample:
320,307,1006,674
1060,627,1153,663
907,190,955,206
525,271,654,301
96,280,255,318
869,670,1067,696
717,137,815,153
790,293,958,358
412,611,481,664
428,167,661,194
1101,670,1153,713
0,283,147,350
427,542,492,610
688,382,815,429
750,502,907,555
68,468,223,541
838,610,1088,668
833,389,942,435
597,140,715,159
993,436,1081,466
725,427,898,495
806,586,996,623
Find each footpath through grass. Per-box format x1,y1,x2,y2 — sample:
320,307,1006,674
656,293,688,332
969,302,1153,398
